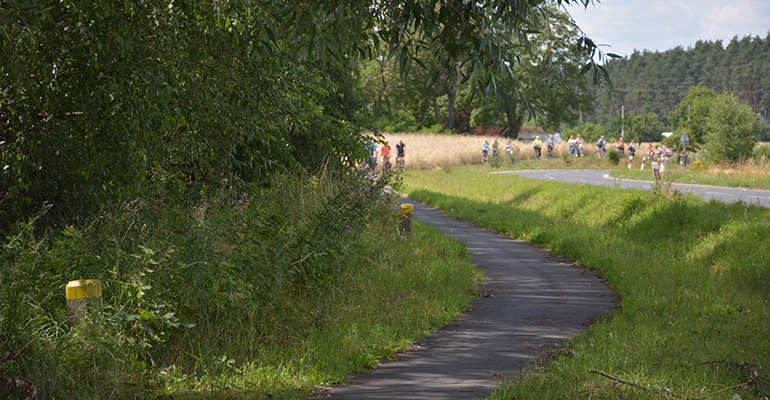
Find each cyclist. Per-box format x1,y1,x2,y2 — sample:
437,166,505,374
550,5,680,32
597,135,606,157
628,140,637,157
617,137,625,158
505,140,514,156
482,139,490,164
395,138,406,168
492,139,500,158
381,141,392,173
576,135,584,157
533,136,542,159
546,135,555,159
567,135,577,157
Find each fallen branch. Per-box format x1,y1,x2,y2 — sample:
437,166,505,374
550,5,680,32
589,369,648,390
695,381,751,400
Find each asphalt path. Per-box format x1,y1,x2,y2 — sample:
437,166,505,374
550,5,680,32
500,169,770,208
322,200,617,399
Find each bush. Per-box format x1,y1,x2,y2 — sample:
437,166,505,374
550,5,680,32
0,172,400,398
607,149,621,165
752,144,770,162
702,94,762,163
690,159,704,170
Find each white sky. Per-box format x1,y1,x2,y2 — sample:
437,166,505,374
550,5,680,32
566,0,770,58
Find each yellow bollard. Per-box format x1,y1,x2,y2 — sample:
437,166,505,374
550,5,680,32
399,203,414,237
66,279,102,325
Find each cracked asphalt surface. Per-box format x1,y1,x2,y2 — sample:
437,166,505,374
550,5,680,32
321,199,617,399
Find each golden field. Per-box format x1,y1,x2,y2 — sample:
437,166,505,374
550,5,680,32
378,133,770,185
380,133,604,169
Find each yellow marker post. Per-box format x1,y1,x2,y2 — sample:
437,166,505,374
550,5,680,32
66,279,102,325
399,203,414,237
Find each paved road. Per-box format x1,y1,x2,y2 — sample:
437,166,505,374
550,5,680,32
322,200,617,399
499,170,770,208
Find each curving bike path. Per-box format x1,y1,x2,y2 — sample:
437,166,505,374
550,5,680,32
321,200,617,399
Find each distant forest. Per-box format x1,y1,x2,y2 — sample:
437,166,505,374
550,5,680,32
590,32,770,125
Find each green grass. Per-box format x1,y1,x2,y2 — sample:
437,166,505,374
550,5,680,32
611,163,770,190
0,174,479,399
402,167,770,400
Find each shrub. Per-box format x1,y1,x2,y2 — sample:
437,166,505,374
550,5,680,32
703,94,762,163
690,159,704,170
0,172,399,398
607,149,621,165
752,143,770,162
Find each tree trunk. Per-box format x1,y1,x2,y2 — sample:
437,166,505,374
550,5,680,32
377,57,392,115
432,96,442,127
441,68,457,131
503,86,524,139
446,88,456,131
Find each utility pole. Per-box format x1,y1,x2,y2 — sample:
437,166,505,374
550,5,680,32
621,105,625,139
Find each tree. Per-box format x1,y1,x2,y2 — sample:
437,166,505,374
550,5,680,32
378,0,611,133
563,121,603,142
591,32,770,127
0,0,373,227
702,94,761,162
1,0,608,229
668,85,719,150
625,112,666,142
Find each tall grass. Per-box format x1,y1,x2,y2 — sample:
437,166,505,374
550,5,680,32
0,172,478,399
402,168,770,400
612,154,770,189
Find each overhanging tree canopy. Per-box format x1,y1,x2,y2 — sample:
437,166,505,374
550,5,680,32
1,0,609,228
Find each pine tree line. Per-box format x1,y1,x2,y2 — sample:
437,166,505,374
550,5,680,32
591,32,770,125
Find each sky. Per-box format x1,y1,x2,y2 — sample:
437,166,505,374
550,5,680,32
566,0,770,59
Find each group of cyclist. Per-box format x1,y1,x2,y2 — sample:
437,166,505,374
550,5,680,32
515,134,683,163
532,135,557,159
365,138,406,175
482,138,519,163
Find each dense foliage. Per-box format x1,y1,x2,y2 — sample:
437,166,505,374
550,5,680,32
1,0,610,230
0,0,373,230
0,172,481,398
360,5,604,136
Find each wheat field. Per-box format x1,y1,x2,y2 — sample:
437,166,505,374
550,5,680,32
380,133,604,169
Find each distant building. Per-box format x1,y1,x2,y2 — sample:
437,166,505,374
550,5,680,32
472,125,552,140
517,126,548,142
472,125,503,136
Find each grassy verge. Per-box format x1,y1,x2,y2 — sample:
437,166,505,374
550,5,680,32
402,167,770,400
611,162,770,190
0,174,479,399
